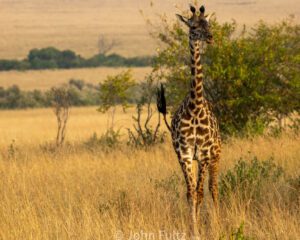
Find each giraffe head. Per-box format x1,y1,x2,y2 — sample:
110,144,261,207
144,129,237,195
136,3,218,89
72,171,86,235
176,5,213,44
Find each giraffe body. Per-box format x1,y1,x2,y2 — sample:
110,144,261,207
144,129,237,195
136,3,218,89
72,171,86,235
171,41,221,236
158,5,221,238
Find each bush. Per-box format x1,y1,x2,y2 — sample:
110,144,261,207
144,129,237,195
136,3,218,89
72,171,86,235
85,53,152,67
0,60,23,71
153,172,182,200
98,70,136,132
220,223,253,240
28,47,84,69
85,129,121,150
58,50,83,68
98,129,122,148
127,76,166,148
153,172,183,213
287,175,300,206
151,13,300,136
0,85,22,109
98,70,136,113
219,157,284,201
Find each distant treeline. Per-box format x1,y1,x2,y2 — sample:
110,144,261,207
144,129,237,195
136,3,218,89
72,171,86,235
0,79,138,109
0,47,153,71
0,80,100,109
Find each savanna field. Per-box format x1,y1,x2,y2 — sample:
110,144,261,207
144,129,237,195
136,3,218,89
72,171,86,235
0,0,300,239
0,108,299,239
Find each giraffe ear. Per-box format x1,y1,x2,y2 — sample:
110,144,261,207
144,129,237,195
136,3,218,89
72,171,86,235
176,14,190,27
200,5,205,14
190,5,196,13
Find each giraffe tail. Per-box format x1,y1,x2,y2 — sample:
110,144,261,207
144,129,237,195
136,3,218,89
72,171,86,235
156,83,171,132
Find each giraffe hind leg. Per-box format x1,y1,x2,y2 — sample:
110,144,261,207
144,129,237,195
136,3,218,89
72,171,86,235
178,153,199,238
208,152,220,212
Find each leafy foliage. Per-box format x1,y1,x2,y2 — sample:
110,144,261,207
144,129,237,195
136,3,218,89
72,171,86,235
287,175,300,205
28,47,83,69
219,157,284,201
98,70,136,130
85,129,122,150
98,70,136,113
0,59,29,71
220,223,253,240
85,53,152,67
154,173,182,195
151,172,185,219
152,15,300,135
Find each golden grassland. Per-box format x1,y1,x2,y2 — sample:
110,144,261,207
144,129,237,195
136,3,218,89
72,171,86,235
0,67,152,91
0,0,158,59
0,107,139,146
0,0,299,59
0,107,299,239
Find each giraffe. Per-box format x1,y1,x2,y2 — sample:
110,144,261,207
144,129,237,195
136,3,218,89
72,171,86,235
157,5,221,238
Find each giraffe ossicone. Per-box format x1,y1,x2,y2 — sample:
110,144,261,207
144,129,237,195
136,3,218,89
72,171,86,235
157,4,221,238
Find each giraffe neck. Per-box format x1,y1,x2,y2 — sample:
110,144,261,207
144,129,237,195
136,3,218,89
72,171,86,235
189,39,204,105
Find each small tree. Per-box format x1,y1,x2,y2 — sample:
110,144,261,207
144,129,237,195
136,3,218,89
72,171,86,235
127,75,166,147
51,87,70,147
149,9,300,135
98,70,136,129
98,35,120,55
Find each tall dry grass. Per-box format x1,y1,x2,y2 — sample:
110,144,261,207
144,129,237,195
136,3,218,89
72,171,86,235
0,107,141,146
0,107,299,239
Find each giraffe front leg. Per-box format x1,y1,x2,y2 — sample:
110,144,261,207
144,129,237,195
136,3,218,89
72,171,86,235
179,156,199,239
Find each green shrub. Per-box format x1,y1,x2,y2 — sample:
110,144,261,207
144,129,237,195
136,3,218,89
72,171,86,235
127,77,166,148
85,53,152,67
151,13,300,136
127,122,166,148
219,157,284,201
288,118,300,134
0,85,22,109
85,129,121,150
98,70,136,112
243,118,266,137
287,175,300,206
98,70,136,132
0,60,22,71
28,47,84,69
220,223,253,240
98,129,121,149
153,172,183,200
